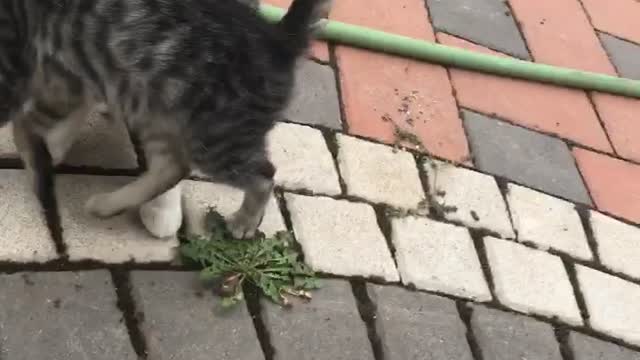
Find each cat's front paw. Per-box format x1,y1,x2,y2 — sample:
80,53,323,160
85,193,122,218
227,210,262,240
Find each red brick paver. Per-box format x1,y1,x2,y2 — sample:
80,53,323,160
332,0,470,163
507,0,615,74
438,33,612,153
574,148,640,223
591,94,640,163
581,0,640,44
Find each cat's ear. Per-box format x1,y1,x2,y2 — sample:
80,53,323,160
308,0,332,33
280,0,332,34
237,0,259,10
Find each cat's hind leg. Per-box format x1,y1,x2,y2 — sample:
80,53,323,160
139,183,183,238
85,122,190,218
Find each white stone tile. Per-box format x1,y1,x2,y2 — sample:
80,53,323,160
485,237,582,325
577,265,640,346
336,134,425,209
285,193,399,281
0,124,17,159
391,216,491,301
182,180,286,237
590,211,640,280
64,111,138,169
423,159,514,238
267,122,341,195
57,175,179,263
507,184,592,260
0,170,57,262
0,112,138,168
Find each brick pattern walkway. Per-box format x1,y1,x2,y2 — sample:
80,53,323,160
1,0,640,359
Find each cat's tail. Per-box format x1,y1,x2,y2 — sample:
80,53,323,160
278,0,332,54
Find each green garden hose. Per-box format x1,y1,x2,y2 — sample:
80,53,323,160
259,4,640,99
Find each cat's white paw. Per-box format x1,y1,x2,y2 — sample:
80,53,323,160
139,184,183,238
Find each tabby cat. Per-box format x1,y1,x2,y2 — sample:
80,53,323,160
0,0,330,238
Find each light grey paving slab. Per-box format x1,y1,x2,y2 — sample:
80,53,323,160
423,159,514,238
470,304,563,360
337,134,426,209
0,123,16,159
463,110,592,204
130,271,263,360
569,332,640,360
507,183,592,260
590,210,640,280
285,193,399,281
64,110,138,169
484,236,582,325
284,60,342,129
391,216,491,301
427,0,530,59
267,122,342,195
57,175,179,263
182,179,286,237
577,265,640,346
0,271,136,360
0,169,57,262
0,111,136,168
0,112,137,170
369,284,473,360
262,279,373,360
599,33,640,80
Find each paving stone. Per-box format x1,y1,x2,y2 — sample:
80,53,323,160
582,0,640,45
182,179,286,237
285,193,399,281
337,134,425,209
64,110,138,169
391,216,491,301
469,305,563,360
508,0,616,75
283,60,341,129
309,41,330,63
427,0,529,59
423,159,514,238
591,93,640,163
599,33,640,81
439,34,612,153
0,271,136,360
590,211,640,279
267,122,341,195
577,265,640,346
463,110,592,204
507,184,591,260
0,170,57,262
0,124,17,159
0,112,137,168
574,148,640,224
57,175,179,263
569,331,640,360
368,284,473,360
335,44,471,163
484,236,582,325
332,0,470,163
261,279,373,360
130,271,263,360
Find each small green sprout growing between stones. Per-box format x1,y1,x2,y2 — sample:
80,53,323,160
180,208,321,308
